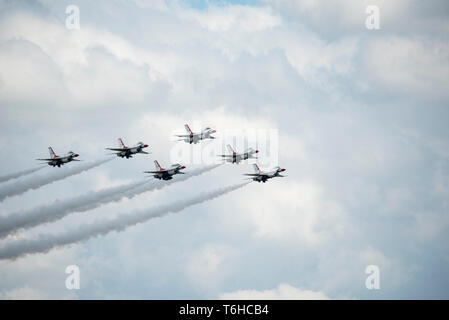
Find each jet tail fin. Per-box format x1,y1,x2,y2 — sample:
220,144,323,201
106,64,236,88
253,163,261,174
184,124,193,135
48,147,57,159
154,160,163,171
227,144,236,154
118,138,126,148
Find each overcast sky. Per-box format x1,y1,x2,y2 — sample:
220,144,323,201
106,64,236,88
0,0,448,299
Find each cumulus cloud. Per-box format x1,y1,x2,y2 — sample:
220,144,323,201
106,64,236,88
361,36,449,100
217,179,348,246
219,283,329,300
186,243,237,290
181,4,282,32
265,0,449,36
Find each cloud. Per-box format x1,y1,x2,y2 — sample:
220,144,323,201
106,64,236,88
361,36,449,101
186,243,237,290
0,12,171,112
264,0,449,36
0,246,81,300
219,283,329,300
221,180,349,246
181,4,282,32
0,38,68,107
0,286,54,300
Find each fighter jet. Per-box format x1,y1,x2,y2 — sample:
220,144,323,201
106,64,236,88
37,147,80,167
106,138,149,159
244,164,286,183
175,124,216,144
218,144,259,164
144,160,186,180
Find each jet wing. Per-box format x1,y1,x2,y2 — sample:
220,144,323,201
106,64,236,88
144,170,166,174
37,158,55,161
244,172,269,176
106,148,128,151
218,155,234,157
139,151,150,154
167,168,185,174
174,135,191,137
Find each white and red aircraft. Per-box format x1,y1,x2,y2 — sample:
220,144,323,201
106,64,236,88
244,164,286,183
175,124,216,144
144,160,186,180
37,147,80,167
218,144,259,164
106,138,149,159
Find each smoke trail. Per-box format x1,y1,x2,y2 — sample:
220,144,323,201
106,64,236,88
0,182,250,260
0,158,113,202
123,164,222,199
0,164,220,238
0,179,149,239
0,166,45,184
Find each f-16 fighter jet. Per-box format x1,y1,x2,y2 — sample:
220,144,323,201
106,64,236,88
106,138,149,159
218,144,259,164
144,160,186,180
175,124,216,144
37,147,80,167
244,164,286,183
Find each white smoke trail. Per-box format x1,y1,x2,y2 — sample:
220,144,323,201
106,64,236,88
0,158,113,202
0,182,250,260
122,164,222,199
0,179,149,239
0,164,220,238
0,166,45,184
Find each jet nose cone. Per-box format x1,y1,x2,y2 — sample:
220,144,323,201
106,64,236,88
212,130,216,133
281,168,286,172
255,150,259,153
143,144,149,148
74,154,79,157
181,166,186,169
